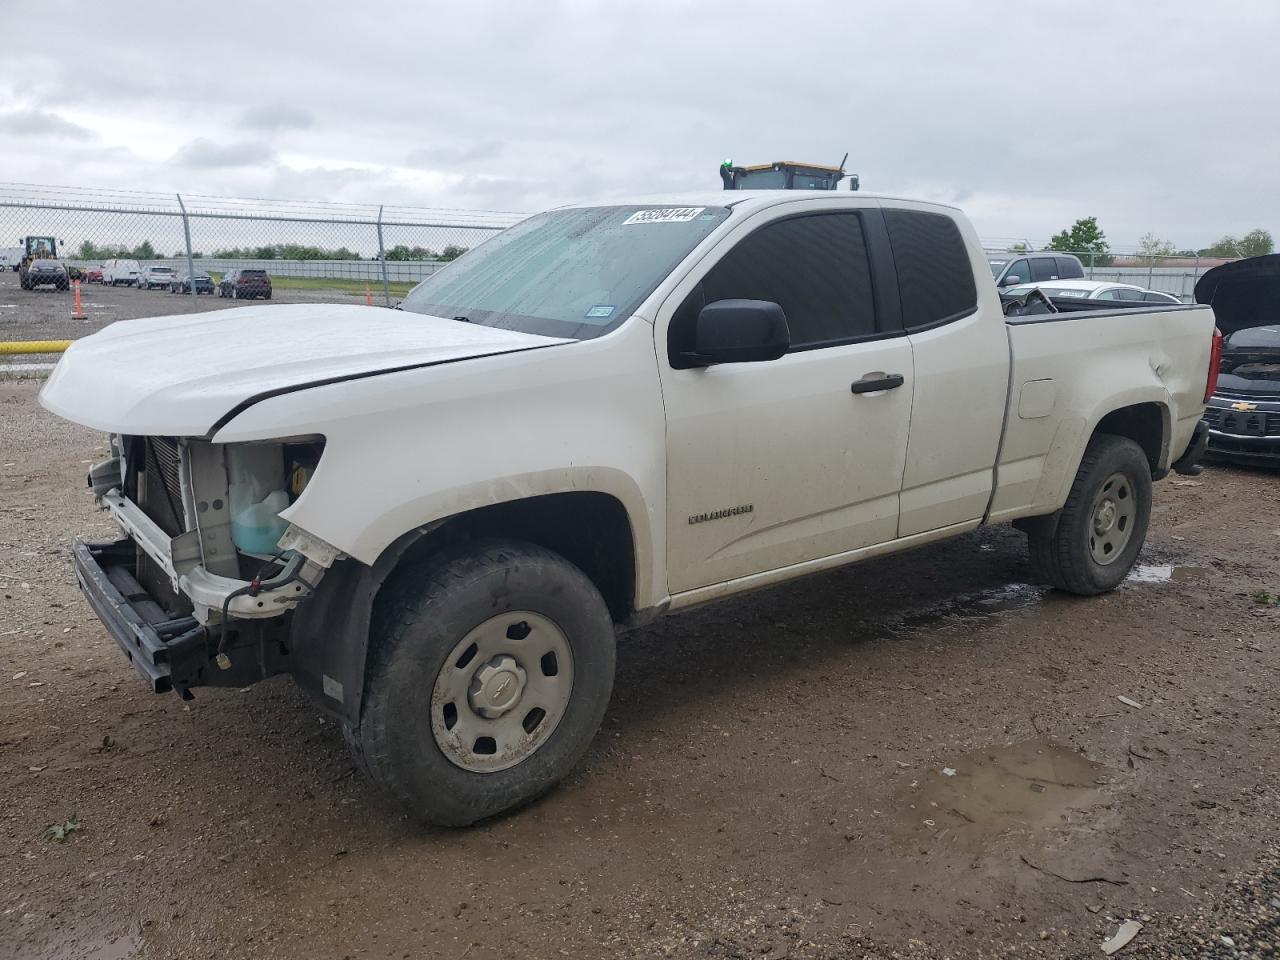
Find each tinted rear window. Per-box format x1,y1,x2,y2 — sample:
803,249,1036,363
241,270,268,278
883,209,977,331
1056,256,1084,278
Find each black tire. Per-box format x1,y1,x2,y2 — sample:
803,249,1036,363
352,539,616,827
263,290,271,300
1027,433,1152,595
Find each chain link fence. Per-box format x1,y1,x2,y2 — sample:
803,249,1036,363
981,246,1243,302
0,181,1248,309
0,182,526,306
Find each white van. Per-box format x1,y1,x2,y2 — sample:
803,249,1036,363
102,259,142,286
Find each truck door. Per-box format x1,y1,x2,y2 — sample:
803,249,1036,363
881,205,1009,536
658,205,914,594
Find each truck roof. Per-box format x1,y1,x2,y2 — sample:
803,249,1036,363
555,191,962,213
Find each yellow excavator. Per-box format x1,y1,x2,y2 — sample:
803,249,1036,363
719,155,859,191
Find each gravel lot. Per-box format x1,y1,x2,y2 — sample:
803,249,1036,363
0,269,366,345
1,377,1279,960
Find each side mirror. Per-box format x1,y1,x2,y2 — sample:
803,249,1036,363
684,299,790,366
999,274,1023,286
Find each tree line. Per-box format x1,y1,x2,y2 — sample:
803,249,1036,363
74,240,469,262
1008,218,1274,265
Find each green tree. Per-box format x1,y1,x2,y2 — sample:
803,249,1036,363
1200,229,1274,259
1136,232,1175,265
1007,241,1030,253
1047,216,1111,266
132,240,156,260
385,244,438,261
437,244,468,262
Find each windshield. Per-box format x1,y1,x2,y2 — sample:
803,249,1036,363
400,205,731,339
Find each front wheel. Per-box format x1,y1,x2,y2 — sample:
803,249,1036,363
1027,433,1152,595
351,540,616,827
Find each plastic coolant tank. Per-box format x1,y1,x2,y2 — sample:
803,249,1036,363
231,489,291,556
227,444,289,556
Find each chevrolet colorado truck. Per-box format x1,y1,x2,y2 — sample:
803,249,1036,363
40,192,1218,826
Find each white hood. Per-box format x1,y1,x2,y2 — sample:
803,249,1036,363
40,303,569,436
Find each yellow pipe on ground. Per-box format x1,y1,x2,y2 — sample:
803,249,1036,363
0,340,72,355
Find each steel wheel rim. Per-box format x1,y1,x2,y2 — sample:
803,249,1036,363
430,611,575,773
1088,471,1136,565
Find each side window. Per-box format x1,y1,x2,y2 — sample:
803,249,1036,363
1030,257,1058,281
1004,259,1029,283
883,208,978,331
694,213,877,350
1097,288,1123,300
1143,291,1176,303
1118,288,1144,301
1056,256,1084,278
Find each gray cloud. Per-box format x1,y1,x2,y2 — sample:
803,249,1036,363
405,140,505,168
4,0,1279,249
0,109,95,140
170,138,276,168
238,105,315,133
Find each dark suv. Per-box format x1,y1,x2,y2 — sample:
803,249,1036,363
988,252,1085,289
218,268,272,300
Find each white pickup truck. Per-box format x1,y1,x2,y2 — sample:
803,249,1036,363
41,192,1217,826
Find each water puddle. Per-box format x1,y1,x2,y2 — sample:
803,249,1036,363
44,929,141,960
887,582,1049,635
1126,563,1209,584
893,739,1106,854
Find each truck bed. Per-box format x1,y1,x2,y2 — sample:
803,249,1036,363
989,302,1215,523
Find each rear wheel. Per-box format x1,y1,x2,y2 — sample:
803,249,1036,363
351,540,616,827
1027,433,1151,595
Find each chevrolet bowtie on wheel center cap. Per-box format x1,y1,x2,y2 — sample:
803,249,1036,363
432,612,575,773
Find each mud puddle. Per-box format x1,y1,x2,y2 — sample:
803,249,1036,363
1126,563,1211,584
893,739,1108,855
41,928,141,960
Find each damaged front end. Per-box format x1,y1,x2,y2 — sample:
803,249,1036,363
75,435,337,698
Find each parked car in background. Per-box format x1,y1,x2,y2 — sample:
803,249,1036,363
66,265,83,281
1195,255,1280,465
140,265,178,290
21,259,70,290
218,268,272,300
989,252,1085,288
169,271,215,295
1003,279,1182,304
81,266,104,283
102,259,141,286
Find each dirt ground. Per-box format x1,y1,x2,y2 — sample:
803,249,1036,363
2,377,1279,960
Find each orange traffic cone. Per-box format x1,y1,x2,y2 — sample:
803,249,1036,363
71,279,87,320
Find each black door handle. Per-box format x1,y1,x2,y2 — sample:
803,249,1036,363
850,374,905,394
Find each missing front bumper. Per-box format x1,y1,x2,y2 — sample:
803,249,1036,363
72,539,293,697
72,539,206,695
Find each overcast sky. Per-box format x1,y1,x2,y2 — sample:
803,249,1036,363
0,0,1275,250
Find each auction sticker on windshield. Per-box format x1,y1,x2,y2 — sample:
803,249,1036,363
622,207,704,225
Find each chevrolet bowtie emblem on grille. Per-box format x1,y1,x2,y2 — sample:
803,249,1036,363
1230,401,1259,411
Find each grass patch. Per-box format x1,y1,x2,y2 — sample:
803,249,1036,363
1251,590,1280,607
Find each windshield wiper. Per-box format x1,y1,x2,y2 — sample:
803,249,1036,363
453,315,472,323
